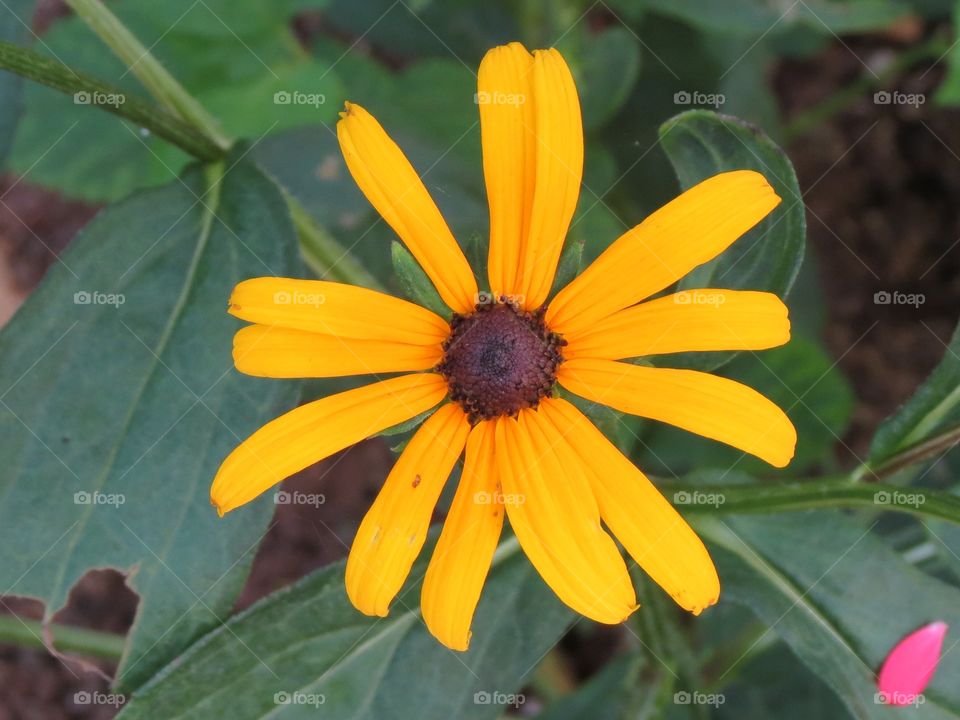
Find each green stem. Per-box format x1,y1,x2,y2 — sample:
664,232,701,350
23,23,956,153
60,0,374,289
783,34,951,142
0,41,222,160
0,40,376,288
665,480,960,524
853,422,960,482
64,0,230,150
63,0,379,289
0,614,124,661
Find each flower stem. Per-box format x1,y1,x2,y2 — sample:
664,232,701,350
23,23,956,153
0,42,375,288
0,614,125,661
666,479,960,524
63,0,230,150
853,422,960,482
0,41,222,161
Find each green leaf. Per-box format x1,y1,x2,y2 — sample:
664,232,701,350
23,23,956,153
625,0,911,36
118,541,574,719
0,0,34,163
712,36,780,132
0,153,301,691
251,126,369,224
698,512,960,719
323,0,517,64
125,0,305,38
869,322,960,466
557,26,641,131
391,241,449,317
194,62,344,139
718,644,853,720
658,110,806,372
9,1,318,201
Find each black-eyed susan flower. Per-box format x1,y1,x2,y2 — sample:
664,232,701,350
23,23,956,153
211,42,796,651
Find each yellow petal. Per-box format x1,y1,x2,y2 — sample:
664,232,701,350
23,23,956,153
229,277,449,346
479,45,583,310
558,359,796,467
539,397,719,614
494,412,637,623
337,102,478,313
421,420,503,650
520,48,584,310
547,171,780,336
478,42,536,300
210,373,448,515
346,403,469,617
233,325,442,378
564,290,790,360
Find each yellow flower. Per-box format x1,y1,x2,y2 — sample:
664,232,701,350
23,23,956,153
211,42,796,651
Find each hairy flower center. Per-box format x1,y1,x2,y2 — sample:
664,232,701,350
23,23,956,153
439,299,565,423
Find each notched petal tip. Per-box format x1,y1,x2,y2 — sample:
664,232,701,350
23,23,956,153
338,100,358,121
768,419,799,468
596,601,640,626
435,629,471,653
780,315,793,347
482,41,530,62
685,590,720,616
720,169,782,216
738,167,779,191
347,592,391,618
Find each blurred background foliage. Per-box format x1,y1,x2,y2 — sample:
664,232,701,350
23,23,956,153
4,0,960,718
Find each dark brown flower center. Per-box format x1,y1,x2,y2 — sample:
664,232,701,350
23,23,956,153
438,298,565,424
